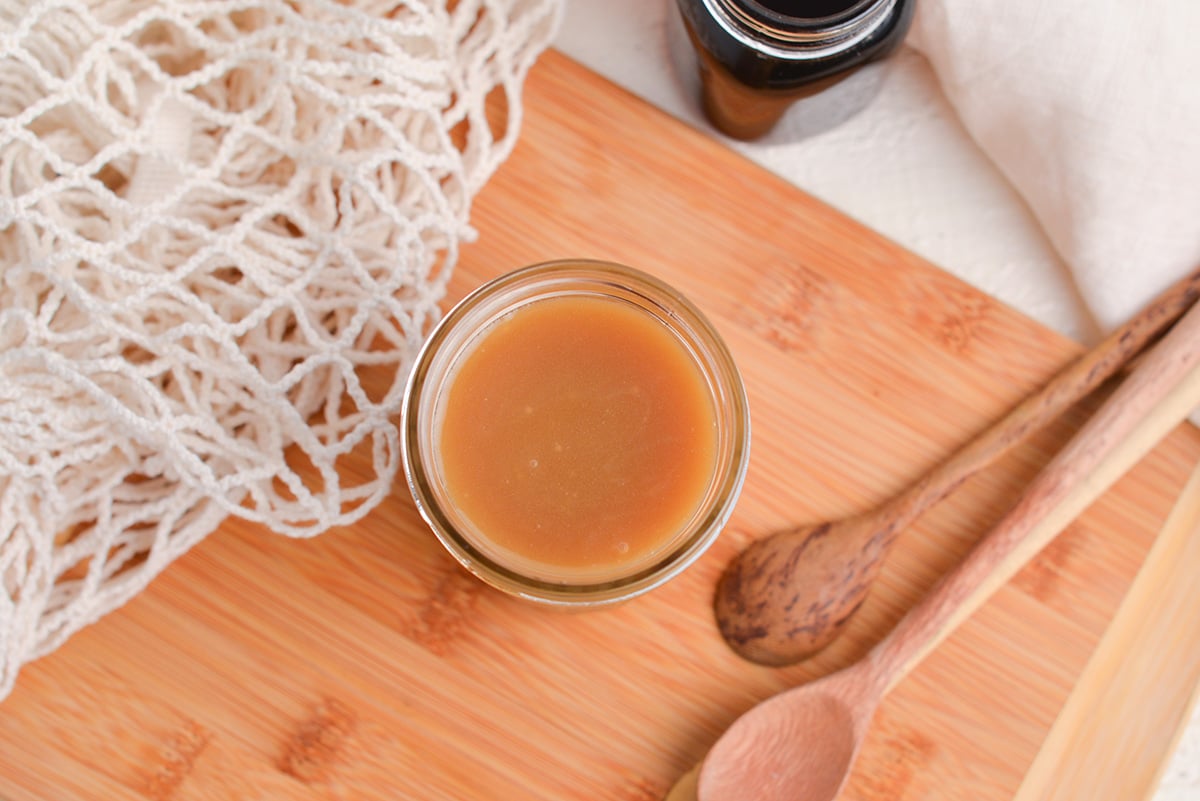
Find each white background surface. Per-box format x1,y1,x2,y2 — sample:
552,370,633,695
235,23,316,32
553,1,1199,797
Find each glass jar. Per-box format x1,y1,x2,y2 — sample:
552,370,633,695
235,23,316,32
677,0,916,139
401,260,751,607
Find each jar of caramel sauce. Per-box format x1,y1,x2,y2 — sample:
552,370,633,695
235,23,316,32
402,260,750,607
677,0,916,139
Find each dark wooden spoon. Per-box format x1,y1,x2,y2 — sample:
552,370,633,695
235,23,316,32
716,267,1200,666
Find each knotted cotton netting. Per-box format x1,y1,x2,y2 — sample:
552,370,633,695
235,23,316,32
0,0,560,699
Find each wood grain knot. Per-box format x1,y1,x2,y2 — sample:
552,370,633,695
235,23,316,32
855,718,937,799
1013,521,1083,604
735,262,835,354
400,566,483,656
143,719,212,801
911,277,991,356
279,697,357,784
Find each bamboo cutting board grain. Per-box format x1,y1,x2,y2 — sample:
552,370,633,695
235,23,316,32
3,50,1200,801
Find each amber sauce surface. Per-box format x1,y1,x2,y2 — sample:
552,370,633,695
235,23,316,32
438,295,718,576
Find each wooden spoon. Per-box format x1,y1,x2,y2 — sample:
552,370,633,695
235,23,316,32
715,266,1200,666
686,300,1200,801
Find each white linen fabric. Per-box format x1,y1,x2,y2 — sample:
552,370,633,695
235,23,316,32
909,0,1200,332
0,0,559,699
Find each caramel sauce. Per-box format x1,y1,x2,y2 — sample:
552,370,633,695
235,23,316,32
438,295,718,576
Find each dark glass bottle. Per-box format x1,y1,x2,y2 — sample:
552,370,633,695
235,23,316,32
677,0,916,139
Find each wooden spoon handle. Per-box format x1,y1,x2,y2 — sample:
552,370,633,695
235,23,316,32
875,267,1200,553
866,300,1200,698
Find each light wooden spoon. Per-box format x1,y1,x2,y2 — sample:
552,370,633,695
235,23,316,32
715,266,1200,666
684,299,1200,801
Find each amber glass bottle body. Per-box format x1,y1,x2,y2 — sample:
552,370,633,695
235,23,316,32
677,0,916,138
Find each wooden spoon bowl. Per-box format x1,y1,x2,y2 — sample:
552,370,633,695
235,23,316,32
715,515,882,666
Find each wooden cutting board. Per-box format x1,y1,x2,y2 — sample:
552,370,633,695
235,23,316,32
3,50,1199,801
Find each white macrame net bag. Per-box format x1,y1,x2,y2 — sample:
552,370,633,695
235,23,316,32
0,0,560,699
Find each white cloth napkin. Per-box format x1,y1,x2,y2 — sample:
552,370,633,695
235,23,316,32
909,0,1200,333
